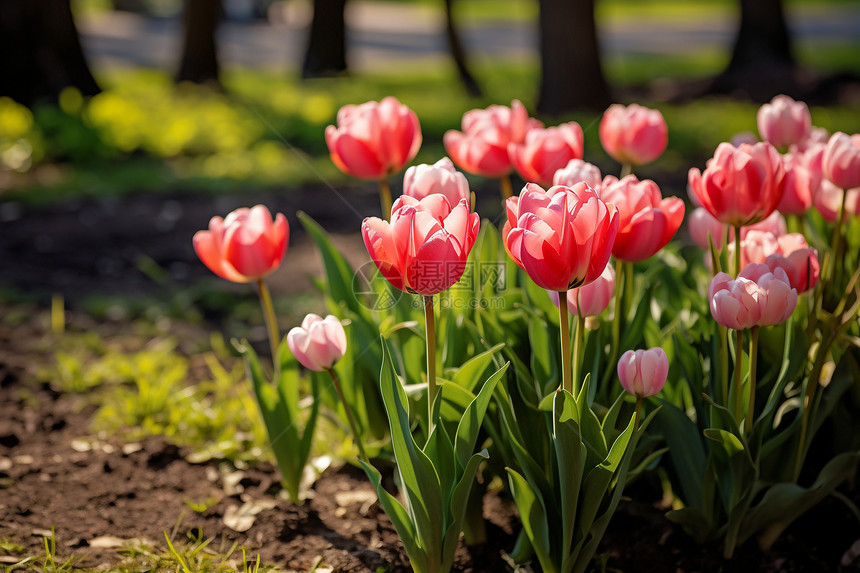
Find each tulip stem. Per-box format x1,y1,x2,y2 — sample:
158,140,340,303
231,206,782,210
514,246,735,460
424,295,438,432
620,162,632,178
718,324,730,407
734,225,743,276
327,367,369,464
828,187,848,284
379,177,393,219
606,259,625,390
256,279,280,365
572,292,585,395
733,328,744,424
634,397,642,430
500,173,513,201
559,290,573,395
746,326,759,437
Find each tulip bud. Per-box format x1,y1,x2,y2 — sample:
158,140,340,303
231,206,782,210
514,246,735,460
618,348,668,398
756,95,811,149
600,103,668,166
402,158,470,206
822,132,860,190
287,314,347,372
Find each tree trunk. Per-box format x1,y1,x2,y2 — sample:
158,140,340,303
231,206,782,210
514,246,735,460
302,0,348,78
444,0,482,97
710,0,798,100
537,0,609,115
176,0,222,86
0,0,100,106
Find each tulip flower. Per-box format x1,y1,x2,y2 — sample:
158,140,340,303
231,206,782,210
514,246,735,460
757,95,811,149
193,205,288,284
708,265,796,331
326,96,422,215
548,262,615,318
287,314,347,372
508,122,584,187
361,194,479,296
288,313,367,462
599,103,668,168
689,208,787,250
813,179,860,223
765,250,820,293
617,347,668,399
777,151,814,215
688,141,786,228
402,158,470,206
599,175,684,262
738,264,798,327
552,158,603,191
504,182,618,292
822,132,860,191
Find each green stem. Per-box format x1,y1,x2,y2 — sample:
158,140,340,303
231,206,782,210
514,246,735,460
559,290,572,394
733,328,744,423
634,397,642,430
424,295,437,431
734,225,743,276
828,187,848,283
572,294,586,395
620,162,632,178
625,261,634,312
718,324,730,407
256,279,280,365
500,173,513,201
379,177,393,219
746,326,759,437
327,368,369,464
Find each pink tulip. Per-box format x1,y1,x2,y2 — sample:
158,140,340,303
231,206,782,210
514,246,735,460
813,179,860,222
795,126,829,152
287,314,347,372
777,151,814,215
599,175,685,262
617,347,668,398
548,262,615,317
600,103,668,166
822,132,860,190
689,208,787,250
730,131,760,147
325,96,422,180
361,195,479,295
737,264,798,326
765,249,819,293
688,142,786,227
756,95,811,149
443,100,542,178
504,182,618,291
552,158,603,191
508,122,584,187
403,158,470,205
193,205,288,283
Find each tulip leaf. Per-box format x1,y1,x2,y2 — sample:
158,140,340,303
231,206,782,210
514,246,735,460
655,400,707,512
704,428,745,455
553,390,587,563
442,450,490,572
506,468,554,573
451,343,505,393
437,380,475,424
455,362,509,471
620,286,652,351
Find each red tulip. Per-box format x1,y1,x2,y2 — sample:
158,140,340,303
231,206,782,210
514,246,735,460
552,158,603,191
403,158,470,206
504,182,618,291
822,132,860,190
688,142,786,227
287,314,347,372
443,100,542,178
548,262,615,317
600,103,668,166
325,96,422,180
508,122,584,187
618,347,668,398
193,205,288,283
599,175,684,262
757,95,811,149
361,195,479,295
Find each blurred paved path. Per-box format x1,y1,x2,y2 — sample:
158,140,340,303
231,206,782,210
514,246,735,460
78,1,860,73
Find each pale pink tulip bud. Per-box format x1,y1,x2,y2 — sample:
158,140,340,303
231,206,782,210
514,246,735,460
508,122,584,187
757,95,811,149
402,158,470,206
813,179,860,222
822,132,860,190
193,205,289,283
778,152,814,215
287,314,348,372
600,103,668,166
553,158,603,191
548,262,615,317
618,347,668,398
794,126,829,153
737,264,798,326
765,249,819,293
708,272,762,330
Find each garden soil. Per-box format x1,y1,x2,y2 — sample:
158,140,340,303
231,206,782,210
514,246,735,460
1,185,860,571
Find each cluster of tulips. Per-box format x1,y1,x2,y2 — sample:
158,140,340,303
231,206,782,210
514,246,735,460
192,93,860,571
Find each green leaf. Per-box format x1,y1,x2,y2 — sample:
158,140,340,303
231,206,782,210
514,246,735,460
451,343,505,393
620,286,652,351
455,363,509,470
704,428,745,456
441,450,490,572
507,468,556,573
553,390,587,564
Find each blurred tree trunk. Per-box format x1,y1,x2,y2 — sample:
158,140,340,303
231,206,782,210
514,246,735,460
0,0,100,106
302,0,348,78
176,0,222,86
444,0,482,97
710,0,797,100
537,0,609,114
